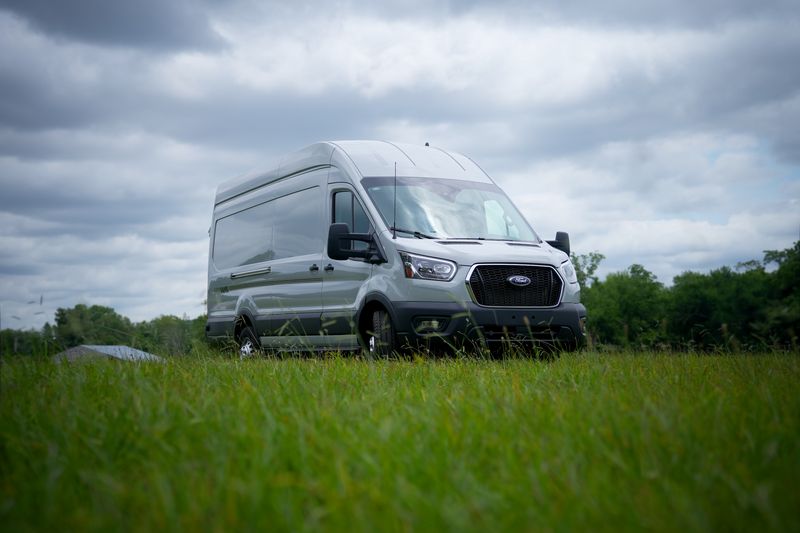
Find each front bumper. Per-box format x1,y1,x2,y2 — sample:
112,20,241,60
390,301,587,350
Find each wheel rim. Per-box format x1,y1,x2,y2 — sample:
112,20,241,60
239,338,255,359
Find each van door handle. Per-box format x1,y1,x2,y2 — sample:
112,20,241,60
324,264,335,272
309,264,319,272
230,266,271,279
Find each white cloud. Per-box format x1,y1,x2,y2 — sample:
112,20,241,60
500,131,798,283
0,231,208,329
171,15,709,108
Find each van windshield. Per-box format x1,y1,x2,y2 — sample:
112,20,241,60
361,177,540,242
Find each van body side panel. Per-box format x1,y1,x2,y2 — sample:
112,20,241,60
320,263,373,335
208,168,328,339
254,253,323,336
215,143,334,206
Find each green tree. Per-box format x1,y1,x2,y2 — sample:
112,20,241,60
669,261,777,349
135,315,189,356
668,271,716,346
583,264,667,347
133,314,210,356
54,304,134,348
763,241,800,346
571,251,605,288
0,329,48,357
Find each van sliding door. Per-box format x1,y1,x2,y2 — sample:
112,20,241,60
257,182,325,337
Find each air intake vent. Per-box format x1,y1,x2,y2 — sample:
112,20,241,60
468,264,562,307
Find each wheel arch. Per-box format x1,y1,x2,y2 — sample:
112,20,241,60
357,293,399,342
234,311,257,340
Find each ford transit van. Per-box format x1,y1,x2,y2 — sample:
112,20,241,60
206,141,586,356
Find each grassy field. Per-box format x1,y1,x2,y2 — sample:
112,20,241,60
1,351,798,532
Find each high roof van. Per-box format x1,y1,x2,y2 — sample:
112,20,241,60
206,141,586,356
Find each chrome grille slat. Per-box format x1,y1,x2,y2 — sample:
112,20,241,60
468,264,563,307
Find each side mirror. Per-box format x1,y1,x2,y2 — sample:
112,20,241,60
327,223,385,263
546,231,570,256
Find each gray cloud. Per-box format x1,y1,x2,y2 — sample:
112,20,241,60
481,0,799,28
0,0,224,51
234,0,800,29
3,7,797,163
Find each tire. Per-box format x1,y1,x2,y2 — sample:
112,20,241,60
237,326,261,359
369,309,395,357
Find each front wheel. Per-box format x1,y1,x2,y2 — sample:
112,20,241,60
237,326,261,359
369,309,396,357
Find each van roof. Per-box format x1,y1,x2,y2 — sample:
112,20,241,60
215,140,492,206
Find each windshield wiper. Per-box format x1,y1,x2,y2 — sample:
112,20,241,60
390,227,437,239
447,237,538,243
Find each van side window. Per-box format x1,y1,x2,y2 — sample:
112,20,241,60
213,202,275,269
213,186,323,269
333,191,371,251
272,187,324,259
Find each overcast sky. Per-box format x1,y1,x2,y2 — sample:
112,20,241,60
1,0,798,330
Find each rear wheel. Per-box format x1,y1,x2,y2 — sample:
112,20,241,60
369,309,395,357
237,326,260,359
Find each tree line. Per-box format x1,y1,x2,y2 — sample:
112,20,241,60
1,241,797,356
0,307,209,358
574,241,799,350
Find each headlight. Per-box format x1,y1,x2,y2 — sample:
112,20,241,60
399,252,457,281
560,259,578,284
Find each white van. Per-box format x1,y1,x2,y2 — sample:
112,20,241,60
206,141,586,356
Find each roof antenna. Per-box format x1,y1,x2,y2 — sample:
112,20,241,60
425,142,429,146
392,162,397,239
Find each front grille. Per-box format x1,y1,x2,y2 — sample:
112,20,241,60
468,264,562,307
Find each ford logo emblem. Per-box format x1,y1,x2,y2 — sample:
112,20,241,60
507,275,531,287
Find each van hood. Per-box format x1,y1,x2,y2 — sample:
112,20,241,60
380,232,569,267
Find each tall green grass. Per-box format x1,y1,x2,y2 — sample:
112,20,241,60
1,352,798,532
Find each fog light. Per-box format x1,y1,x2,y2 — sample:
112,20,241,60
414,317,448,333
